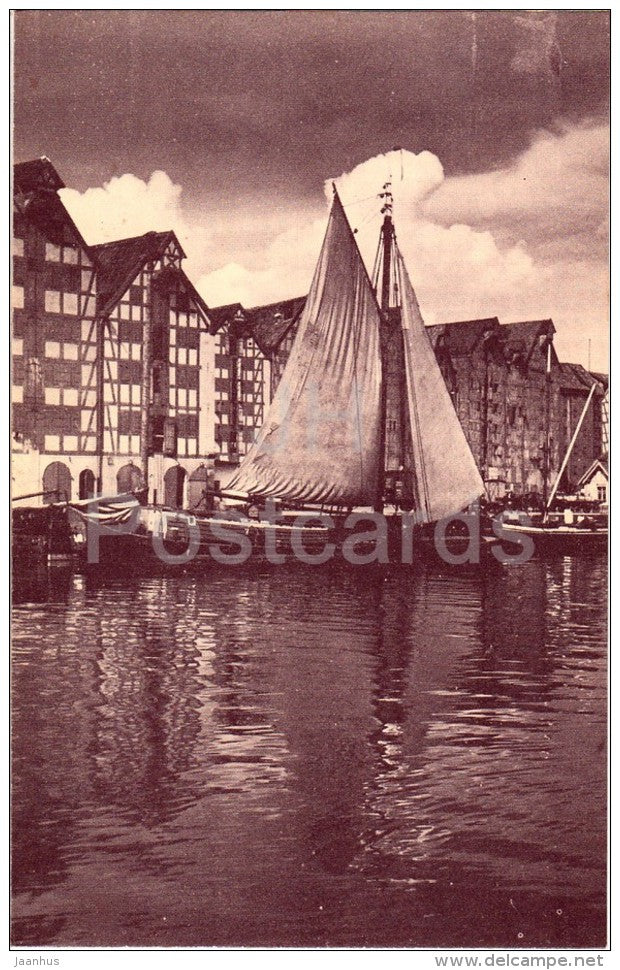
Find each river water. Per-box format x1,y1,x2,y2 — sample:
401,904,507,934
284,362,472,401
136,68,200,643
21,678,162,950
11,557,607,948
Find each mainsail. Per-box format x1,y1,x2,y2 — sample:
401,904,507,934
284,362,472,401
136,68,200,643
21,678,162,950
227,191,383,506
396,244,484,522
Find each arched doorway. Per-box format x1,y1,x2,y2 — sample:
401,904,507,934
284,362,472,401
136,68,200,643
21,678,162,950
79,468,96,500
42,461,72,503
116,462,145,496
164,464,186,509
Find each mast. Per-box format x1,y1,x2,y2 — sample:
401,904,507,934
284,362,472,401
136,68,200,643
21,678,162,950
96,315,105,493
374,183,394,511
542,338,552,507
380,202,393,313
374,182,408,512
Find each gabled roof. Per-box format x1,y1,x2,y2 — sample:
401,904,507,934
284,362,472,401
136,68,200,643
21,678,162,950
246,296,306,355
91,231,178,310
426,318,500,355
558,362,604,394
208,303,245,331
13,157,89,251
590,371,609,389
13,158,210,324
209,295,306,355
90,230,208,321
502,319,555,341
576,456,608,489
501,319,555,367
14,156,65,194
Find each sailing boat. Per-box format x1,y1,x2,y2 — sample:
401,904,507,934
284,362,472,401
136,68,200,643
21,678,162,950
77,185,486,567
219,184,484,555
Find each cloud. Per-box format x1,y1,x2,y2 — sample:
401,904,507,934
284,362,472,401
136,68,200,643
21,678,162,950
58,121,608,372
420,122,608,253
198,124,608,370
195,216,329,308
60,170,194,251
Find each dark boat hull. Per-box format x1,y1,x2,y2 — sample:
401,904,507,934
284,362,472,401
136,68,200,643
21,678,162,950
75,508,498,572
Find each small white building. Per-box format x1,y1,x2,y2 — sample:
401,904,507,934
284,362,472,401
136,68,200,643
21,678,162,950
576,456,608,505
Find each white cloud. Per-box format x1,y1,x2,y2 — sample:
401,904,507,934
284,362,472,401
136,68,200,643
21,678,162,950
420,122,608,248
195,216,328,308
60,170,193,250
198,127,607,370
59,123,608,372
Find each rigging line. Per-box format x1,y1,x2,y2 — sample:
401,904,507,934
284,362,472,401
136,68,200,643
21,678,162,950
350,270,366,498
395,247,431,519
341,193,385,207
371,239,382,293
353,206,382,236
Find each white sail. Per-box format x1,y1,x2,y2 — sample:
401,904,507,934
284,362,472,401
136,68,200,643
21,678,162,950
396,246,484,521
227,192,383,506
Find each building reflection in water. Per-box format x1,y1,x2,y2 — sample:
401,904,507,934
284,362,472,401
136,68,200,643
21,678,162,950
11,558,606,948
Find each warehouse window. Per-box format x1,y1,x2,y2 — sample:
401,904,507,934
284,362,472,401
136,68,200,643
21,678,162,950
44,387,61,406
45,290,79,315
64,292,79,315
45,341,61,358
12,285,24,309
13,237,24,257
12,385,23,403
45,290,61,313
12,337,24,356
45,243,61,262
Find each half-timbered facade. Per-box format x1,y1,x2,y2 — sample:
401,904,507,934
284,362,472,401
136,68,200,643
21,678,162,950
207,304,272,478
13,158,607,509
12,158,217,508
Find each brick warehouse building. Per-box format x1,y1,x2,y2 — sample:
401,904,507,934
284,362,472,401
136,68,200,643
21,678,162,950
13,157,606,509
12,158,222,509
212,300,606,501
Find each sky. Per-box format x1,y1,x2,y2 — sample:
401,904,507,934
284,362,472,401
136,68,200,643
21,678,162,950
13,9,609,370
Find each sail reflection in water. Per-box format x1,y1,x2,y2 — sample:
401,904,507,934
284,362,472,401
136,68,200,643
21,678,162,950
12,560,606,947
